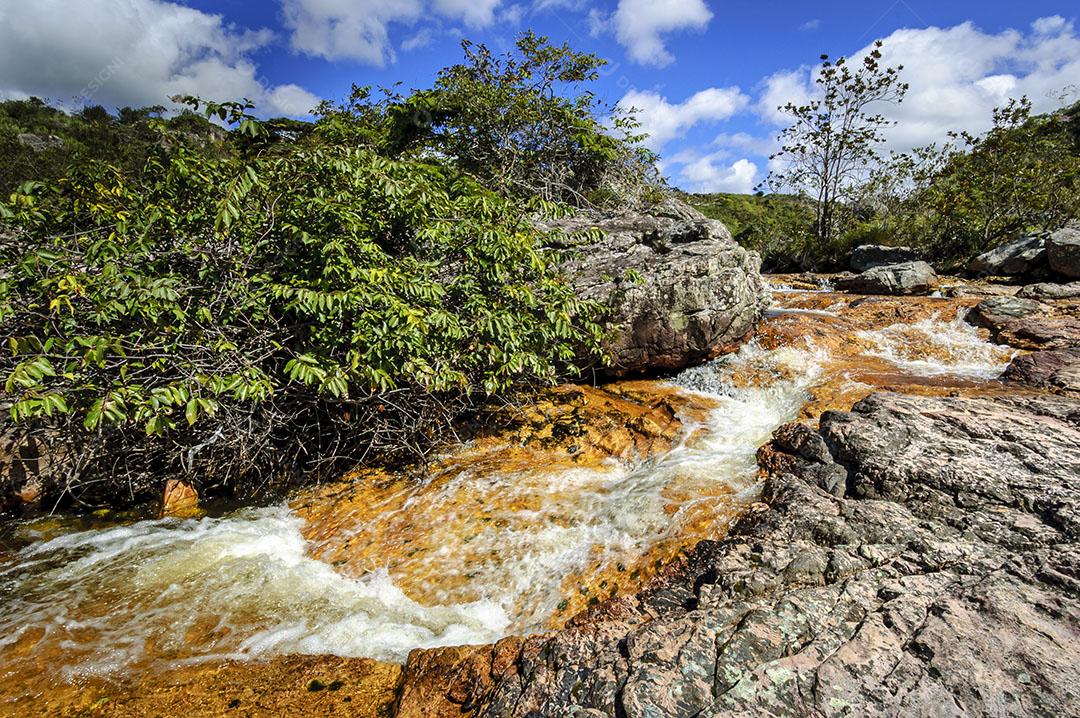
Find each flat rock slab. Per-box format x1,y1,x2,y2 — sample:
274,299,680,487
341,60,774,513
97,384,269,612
967,296,1080,349
413,392,1080,718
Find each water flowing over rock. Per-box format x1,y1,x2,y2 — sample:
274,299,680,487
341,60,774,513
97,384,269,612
849,244,919,273
552,199,769,375
967,235,1047,277
1047,224,1080,279
417,391,1080,718
836,261,938,296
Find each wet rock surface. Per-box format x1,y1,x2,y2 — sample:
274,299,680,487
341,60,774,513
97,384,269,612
836,261,938,296
553,199,770,374
417,391,1080,718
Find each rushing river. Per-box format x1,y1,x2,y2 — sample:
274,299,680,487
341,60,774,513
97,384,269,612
0,286,1017,703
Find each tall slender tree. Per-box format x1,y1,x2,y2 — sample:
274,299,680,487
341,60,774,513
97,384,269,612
765,41,907,246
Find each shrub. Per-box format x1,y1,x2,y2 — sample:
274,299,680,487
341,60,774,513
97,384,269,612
0,106,604,508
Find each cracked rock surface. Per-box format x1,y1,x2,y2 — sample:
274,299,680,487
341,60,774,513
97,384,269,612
401,391,1080,718
550,199,770,375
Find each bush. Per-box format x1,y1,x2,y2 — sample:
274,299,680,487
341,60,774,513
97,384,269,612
0,104,605,509
851,98,1080,263
684,192,823,271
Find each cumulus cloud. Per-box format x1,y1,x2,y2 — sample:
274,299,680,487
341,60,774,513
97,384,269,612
619,87,750,148
759,17,1080,152
0,0,319,117
612,0,713,66
283,0,514,64
668,153,758,193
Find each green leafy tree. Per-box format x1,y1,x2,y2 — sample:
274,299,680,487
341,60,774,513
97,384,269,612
850,97,1080,262
316,33,660,207
765,41,907,252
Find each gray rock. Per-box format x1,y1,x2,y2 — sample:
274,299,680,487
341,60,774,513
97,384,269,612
836,261,939,296
1003,348,1080,392
967,296,1080,349
456,392,1080,718
1047,224,1080,279
967,235,1047,277
1017,281,1080,300
849,244,919,273
553,199,770,375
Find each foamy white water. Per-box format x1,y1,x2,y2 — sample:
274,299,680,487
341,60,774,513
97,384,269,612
854,311,1016,379
0,302,1015,684
0,343,822,679
0,508,510,674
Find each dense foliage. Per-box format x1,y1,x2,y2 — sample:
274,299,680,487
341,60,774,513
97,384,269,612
856,98,1080,262
0,98,230,195
316,32,660,208
754,41,1078,270
0,36,631,511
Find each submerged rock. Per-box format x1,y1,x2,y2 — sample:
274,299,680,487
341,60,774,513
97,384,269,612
849,244,919,272
552,199,769,374
422,391,1080,717
836,260,938,296
967,235,1047,277
159,479,201,518
1047,224,1080,279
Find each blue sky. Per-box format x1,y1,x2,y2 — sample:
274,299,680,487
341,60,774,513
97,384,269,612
1,1,1077,193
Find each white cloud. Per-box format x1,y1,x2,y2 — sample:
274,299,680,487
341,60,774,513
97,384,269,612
587,9,609,38
266,84,322,117
0,0,319,117
759,17,1080,153
283,0,519,65
677,154,758,193
282,0,424,65
712,132,777,157
619,87,750,148
401,28,436,52
612,0,713,66
800,19,821,32
435,0,504,28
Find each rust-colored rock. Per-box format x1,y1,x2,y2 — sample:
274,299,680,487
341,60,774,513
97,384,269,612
159,479,201,518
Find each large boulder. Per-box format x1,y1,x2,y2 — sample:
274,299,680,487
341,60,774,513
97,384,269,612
1017,281,1080,300
967,295,1080,349
1047,224,1080,279
836,260,938,295
967,235,1047,277
552,199,769,375
849,244,919,272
